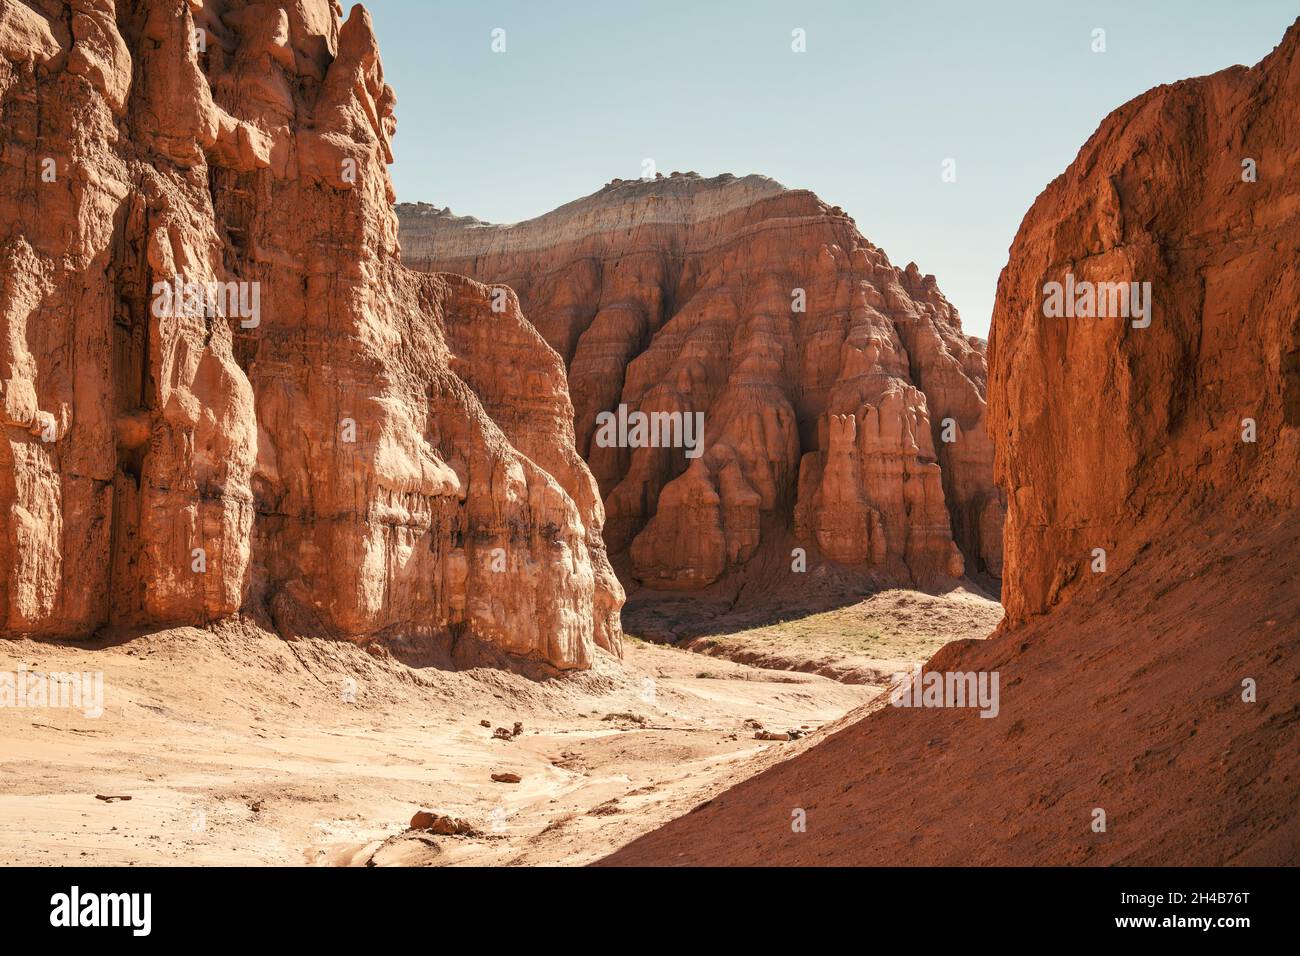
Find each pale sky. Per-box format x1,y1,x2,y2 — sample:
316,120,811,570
367,0,1297,338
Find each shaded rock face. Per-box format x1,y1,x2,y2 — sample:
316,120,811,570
989,19,1300,625
398,175,1004,599
597,23,1300,867
0,0,622,670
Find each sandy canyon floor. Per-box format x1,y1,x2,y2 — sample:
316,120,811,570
0,589,999,867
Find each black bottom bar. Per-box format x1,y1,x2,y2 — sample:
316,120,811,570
0,866,1289,941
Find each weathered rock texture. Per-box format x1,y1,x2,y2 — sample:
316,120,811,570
989,29,1300,627
398,175,1004,606
600,22,1300,864
0,0,622,670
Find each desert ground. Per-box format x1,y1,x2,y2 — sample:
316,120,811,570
0,596,994,867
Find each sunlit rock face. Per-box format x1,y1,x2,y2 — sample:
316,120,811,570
0,0,622,670
399,173,1003,598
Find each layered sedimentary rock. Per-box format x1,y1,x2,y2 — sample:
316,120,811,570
0,0,621,669
398,175,1003,597
600,22,1300,864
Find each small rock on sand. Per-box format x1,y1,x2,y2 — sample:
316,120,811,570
491,772,522,784
409,811,480,836
601,712,646,725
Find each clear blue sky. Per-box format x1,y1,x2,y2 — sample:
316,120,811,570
367,0,1296,338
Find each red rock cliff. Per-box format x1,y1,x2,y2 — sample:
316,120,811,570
0,0,622,669
989,23,1300,625
398,175,1004,605
598,23,1300,865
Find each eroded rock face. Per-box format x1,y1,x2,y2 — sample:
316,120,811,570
989,19,1300,625
0,0,622,669
398,175,1003,598
596,22,1300,867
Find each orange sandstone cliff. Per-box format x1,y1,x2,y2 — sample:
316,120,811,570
398,177,1004,627
599,22,1300,865
0,0,621,669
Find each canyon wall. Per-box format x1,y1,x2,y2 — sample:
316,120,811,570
398,176,1003,603
988,25,1300,625
0,0,621,669
600,22,1300,864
